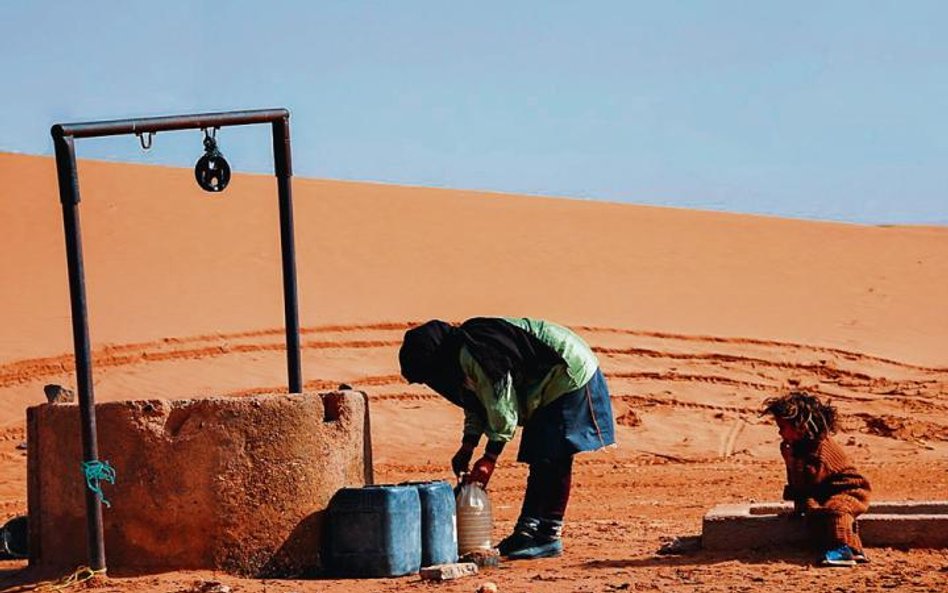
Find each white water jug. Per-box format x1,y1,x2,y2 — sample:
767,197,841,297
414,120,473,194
456,482,493,554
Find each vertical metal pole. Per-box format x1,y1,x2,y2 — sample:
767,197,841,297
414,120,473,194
272,116,303,393
51,130,106,572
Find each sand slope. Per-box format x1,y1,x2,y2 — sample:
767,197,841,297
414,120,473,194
2,152,947,369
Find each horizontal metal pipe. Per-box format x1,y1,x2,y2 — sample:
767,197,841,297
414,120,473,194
51,108,289,139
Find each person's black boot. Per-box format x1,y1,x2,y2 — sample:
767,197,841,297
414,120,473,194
497,517,539,556
504,518,563,560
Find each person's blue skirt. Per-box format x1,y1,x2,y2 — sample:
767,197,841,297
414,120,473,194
517,369,616,464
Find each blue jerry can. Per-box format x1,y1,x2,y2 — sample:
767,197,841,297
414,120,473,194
402,481,458,566
327,485,422,577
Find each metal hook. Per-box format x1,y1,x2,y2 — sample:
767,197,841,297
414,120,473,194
201,127,220,152
136,132,154,151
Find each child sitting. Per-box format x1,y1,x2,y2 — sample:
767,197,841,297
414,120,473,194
762,391,872,567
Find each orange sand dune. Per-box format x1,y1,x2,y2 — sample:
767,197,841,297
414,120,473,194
2,152,947,369
1,152,947,592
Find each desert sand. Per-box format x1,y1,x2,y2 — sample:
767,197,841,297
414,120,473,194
1,152,947,592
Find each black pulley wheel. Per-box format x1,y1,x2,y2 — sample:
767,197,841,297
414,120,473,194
194,153,231,192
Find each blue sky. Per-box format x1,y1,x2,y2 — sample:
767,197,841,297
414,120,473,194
1,1,945,224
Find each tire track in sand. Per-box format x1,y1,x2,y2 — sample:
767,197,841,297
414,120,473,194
2,325,395,387
3,320,947,448
577,325,948,372
3,321,945,405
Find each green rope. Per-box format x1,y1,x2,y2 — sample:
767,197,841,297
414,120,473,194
81,460,116,508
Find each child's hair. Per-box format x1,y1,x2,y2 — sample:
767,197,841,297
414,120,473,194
762,390,838,440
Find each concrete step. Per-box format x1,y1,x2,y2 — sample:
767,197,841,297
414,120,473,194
702,501,948,550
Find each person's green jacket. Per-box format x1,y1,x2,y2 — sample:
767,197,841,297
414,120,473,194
460,317,598,443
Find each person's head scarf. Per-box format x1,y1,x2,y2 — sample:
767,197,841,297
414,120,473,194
399,320,465,405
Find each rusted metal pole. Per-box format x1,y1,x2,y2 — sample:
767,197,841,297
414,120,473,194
272,116,303,394
51,130,106,572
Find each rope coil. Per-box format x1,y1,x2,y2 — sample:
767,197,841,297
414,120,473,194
81,460,116,508
37,565,107,591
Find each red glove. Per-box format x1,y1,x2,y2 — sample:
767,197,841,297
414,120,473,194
467,455,497,487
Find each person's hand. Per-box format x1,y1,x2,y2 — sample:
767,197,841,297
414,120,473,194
467,455,497,487
451,443,476,477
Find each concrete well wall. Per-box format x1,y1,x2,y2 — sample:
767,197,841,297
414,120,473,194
27,391,372,576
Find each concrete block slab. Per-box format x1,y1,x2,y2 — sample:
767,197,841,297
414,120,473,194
420,562,479,581
703,501,948,550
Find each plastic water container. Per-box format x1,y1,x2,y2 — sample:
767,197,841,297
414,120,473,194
402,481,458,566
456,482,492,555
0,516,28,559
327,485,422,577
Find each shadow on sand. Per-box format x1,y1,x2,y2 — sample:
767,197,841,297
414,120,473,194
579,535,815,569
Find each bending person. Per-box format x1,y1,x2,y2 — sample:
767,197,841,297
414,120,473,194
398,317,616,560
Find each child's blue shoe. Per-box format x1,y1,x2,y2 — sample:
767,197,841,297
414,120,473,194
505,537,563,560
820,545,856,567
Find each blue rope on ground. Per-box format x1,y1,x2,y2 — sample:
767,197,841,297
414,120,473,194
81,460,116,508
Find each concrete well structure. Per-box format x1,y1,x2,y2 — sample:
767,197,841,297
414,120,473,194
703,501,948,550
27,390,372,576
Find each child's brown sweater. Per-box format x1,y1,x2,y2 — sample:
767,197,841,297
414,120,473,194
781,436,871,513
